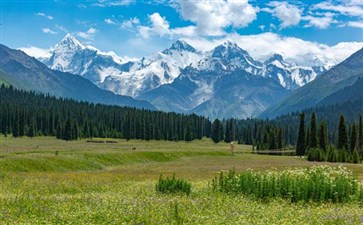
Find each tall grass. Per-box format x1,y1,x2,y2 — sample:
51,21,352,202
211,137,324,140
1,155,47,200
212,166,363,203
156,174,191,195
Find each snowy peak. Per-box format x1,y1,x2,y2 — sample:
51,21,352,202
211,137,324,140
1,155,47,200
56,33,85,51
211,41,248,58
265,54,284,64
162,40,197,54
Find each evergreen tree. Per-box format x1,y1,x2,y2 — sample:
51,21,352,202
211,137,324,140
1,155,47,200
184,122,193,142
358,115,363,155
63,118,74,141
12,109,20,138
350,122,357,152
277,128,283,150
27,116,36,138
318,121,328,151
309,113,318,148
337,115,349,150
269,129,277,150
224,120,232,143
296,113,306,157
211,119,221,144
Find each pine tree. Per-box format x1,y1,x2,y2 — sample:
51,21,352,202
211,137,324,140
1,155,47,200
12,109,20,138
296,113,306,157
337,115,349,150
184,122,193,142
63,118,74,141
269,129,277,150
358,115,363,155
224,120,232,143
350,122,357,152
211,119,221,144
309,113,318,148
318,121,327,151
277,128,283,149
27,116,36,138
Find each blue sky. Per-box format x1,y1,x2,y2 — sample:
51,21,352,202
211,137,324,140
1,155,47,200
1,0,362,60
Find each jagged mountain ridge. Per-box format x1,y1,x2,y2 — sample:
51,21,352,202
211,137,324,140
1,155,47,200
0,44,155,110
42,34,326,97
39,34,330,119
262,47,363,118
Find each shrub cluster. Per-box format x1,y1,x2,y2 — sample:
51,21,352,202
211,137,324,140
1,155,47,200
307,147,361,164
212,166,363,203
156,174,191,195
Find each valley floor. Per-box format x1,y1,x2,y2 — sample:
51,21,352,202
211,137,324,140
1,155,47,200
1,137,363,224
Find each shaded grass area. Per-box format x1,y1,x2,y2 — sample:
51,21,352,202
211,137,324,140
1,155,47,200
1,136,363,224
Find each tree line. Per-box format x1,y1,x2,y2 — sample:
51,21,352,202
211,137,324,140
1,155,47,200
296,112,363,163
1,85,362,153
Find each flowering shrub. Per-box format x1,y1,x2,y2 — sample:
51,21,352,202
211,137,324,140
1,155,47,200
156,174,191,195
212,166,363,203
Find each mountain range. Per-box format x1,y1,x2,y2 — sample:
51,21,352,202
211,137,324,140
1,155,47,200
39,34,327,119
2,34,361,120
0,44,155,110
263,47,363,118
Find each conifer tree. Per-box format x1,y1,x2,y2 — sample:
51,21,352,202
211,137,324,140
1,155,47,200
296,113,306,157
27,116,36,138
309,113,318,148
350,122,357,152
63,118,74,141
277,128,283,149
358,115,363,155
337,115,349,150
269,129,277,150
211,119,221,144
318,121,327,151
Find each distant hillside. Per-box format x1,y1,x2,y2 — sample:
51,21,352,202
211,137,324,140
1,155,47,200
263,47,363,118
0,44,155,110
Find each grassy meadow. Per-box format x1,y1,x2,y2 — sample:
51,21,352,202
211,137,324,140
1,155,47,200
1,136,363,224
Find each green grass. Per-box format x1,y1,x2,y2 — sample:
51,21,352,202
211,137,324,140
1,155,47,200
1,136,363,224
212,166,363,203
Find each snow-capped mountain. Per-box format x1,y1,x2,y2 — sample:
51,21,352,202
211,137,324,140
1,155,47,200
43,34,125,84
39,35,331,119
100,40,203,97
261,54,326,90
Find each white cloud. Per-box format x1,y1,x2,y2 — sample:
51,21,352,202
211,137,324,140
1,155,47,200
303,13,337,29
347,21,363,28
137,13,196,38
311,1,363,17
105,18,116,25
265,1,302,29
174,0,258,36
77,28,98,40
36,12,53,20
120,17,140,31
93,0,134,7
42,28,57,34
182,32,363,66
19,46,53,58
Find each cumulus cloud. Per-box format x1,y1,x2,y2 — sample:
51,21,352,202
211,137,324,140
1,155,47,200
120,17,140,31
264,1,302,29
19,46,53,58
77,28,97,40
36,12,53,20
93,0,134,7
303,13,337,29
347,21,363,28
182,32,363,67
42,28,57,34
174,0,258,36
136,13,196,38
105,18,116,25
311,1,363,17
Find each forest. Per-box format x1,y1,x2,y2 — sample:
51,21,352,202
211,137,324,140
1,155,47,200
1,84,362,158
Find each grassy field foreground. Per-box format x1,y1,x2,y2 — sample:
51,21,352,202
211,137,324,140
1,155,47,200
1,136,363,224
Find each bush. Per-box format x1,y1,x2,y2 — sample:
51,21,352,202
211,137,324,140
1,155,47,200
212,166,363,203
156,174,191,195
352,150,360,164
